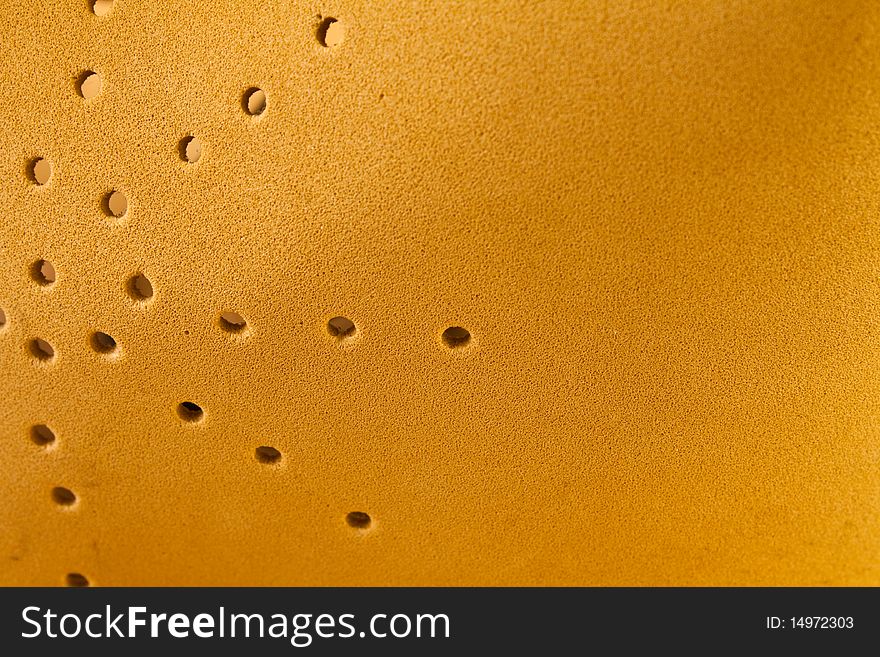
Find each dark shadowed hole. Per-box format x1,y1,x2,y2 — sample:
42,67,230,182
31,424,56,447
127,274,154,301
346,511,372,529
220,312,247,334
90,331,117,354
179,135,202,163
29,338,55,361
66,573,89,587
0,308,6,328
255,446,282,465
103,190,127,218
31,260,56,286
242,88,267,116
52,487,77,507
78,71,102,99
317,17,344,47
327,316,355,338
441,326,471,348
177,402,204,423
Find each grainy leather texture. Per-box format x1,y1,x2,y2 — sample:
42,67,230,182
1,0,878,585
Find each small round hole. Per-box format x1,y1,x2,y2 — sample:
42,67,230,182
177,402,204,423
104,190,127,218
92,0,114,16
65,573,90,587
31,259,56,286
317,18,346,47
30,158,52,185
90,331,117,355
255,446,282,465
52,487,77,507
31,424,56,447
243,87,267,116
127,274,154,301
327,316,356,339
29,338,55,362
346,511,372,529
441,326,471,348
219,312,247,334
179,136,202,163
78,71,102,99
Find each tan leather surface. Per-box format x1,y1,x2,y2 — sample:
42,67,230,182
1,0,878,585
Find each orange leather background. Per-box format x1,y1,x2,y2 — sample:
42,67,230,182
1,0,878,585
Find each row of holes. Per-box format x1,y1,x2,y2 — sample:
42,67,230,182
30,157,130,226
21,334,115,361
34,423,286,465
24,260,467,343
27,4,348,586
17,324,471,363
28,157,130,218
10,261,472,356
19,334,120,359
29,262,153,301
